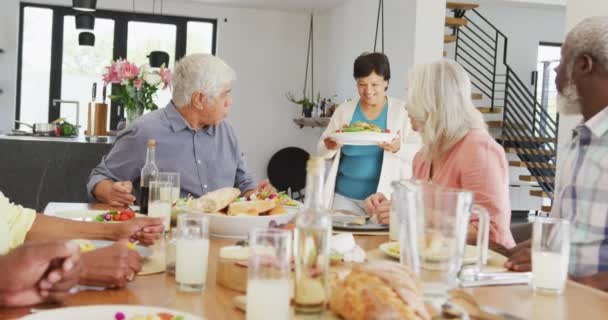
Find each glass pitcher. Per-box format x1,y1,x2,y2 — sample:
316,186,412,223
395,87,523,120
391,180,490,299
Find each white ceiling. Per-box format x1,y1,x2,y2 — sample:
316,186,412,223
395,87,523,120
181,0,349,12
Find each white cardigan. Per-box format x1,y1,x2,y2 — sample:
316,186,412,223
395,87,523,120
317,97,421,208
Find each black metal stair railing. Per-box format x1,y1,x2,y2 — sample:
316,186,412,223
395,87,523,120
451,8,558,198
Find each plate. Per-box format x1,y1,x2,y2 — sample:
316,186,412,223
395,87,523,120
21,305,201,320
332,214,388,231
184,202,302,239
329,131,395,146
50,210,144,222
378,241,495,264
84,240,153,258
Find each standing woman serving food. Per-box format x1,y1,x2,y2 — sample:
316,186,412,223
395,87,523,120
318,52,420,216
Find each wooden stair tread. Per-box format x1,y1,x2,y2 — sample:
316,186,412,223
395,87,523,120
471,93,483,100
486,120,503,128
447,2,480,10
519,175,555,183
530,190,551,198
444,34,457,43
501,136,557,143
509,161,556,169
477,107,502,114
541,206,552,213
445,17,468,27
505,147,556,156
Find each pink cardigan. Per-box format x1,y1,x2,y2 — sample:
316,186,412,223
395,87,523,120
412,129,516,249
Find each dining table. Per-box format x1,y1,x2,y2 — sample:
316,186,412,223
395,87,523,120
1,202,608,320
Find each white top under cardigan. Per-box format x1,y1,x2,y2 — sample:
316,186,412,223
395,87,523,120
317,97,422,208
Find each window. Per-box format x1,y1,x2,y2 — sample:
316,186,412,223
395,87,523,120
187,21,214,55
127,21,177,110
17,7,53,130
61,15,115,133
17,3,217,130
535,43,561,123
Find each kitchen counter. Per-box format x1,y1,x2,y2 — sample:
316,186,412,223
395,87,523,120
0,134,115,144
0,134,115,211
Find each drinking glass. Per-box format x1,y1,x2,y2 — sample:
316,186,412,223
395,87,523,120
158,171,181,203
175,214,210,292
393,180,490,300
148,172,179,232
532,217,570,294
165,228,177,276
246,228,292,320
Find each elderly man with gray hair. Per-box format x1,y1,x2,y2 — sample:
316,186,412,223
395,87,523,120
87,54,270,206
505,16,608,291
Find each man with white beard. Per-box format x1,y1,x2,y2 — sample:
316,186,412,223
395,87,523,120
504,16,608,291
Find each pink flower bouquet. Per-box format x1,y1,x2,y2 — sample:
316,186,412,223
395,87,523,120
102,59,172,120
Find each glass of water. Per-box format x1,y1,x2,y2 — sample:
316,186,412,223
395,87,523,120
246,228,292,320
175,214,210,292
532,217,570,294
149,172,179,231
158,172,181,202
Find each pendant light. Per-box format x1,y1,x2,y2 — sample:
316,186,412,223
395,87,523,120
147,0,170,67
75,12,95,30
78,32,95,46
72,0,97,12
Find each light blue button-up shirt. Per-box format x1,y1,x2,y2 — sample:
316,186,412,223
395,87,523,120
86,102,257,201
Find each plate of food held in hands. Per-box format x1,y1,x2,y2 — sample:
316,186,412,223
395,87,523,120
329,121,396,146
182,187,302,238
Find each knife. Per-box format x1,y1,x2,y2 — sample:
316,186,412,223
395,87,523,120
102,84,107,104
92,82,97,102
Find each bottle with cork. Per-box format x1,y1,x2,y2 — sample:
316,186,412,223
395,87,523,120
140,139,159,215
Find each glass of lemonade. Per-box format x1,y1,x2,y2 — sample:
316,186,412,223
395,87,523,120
175,214,210,292
532,217,570,294
246,228,292,320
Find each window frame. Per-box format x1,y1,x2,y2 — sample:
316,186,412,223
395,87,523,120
16,2,217,129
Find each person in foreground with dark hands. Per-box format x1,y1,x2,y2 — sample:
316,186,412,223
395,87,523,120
505,17,608,291
1,190,162,288
0,241,82,307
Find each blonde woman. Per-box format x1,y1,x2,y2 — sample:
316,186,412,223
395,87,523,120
366,59,516,249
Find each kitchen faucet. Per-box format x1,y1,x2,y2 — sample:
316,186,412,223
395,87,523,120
52,99,80,135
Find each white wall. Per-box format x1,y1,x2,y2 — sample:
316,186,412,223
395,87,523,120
412,0,446,65
1,0,323,182
0,1,19,134
477,2,565,91
316,0,416,103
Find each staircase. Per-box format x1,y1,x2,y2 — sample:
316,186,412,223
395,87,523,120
444,2,558,213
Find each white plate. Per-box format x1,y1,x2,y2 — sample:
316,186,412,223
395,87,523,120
50,210,144,222
22,305,201,320
83,240,153,258
378,241,494,264
329,132,395,146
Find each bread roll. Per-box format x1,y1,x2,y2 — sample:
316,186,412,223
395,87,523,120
189,187,241,212
267,204,287,215
227,200,276,216
329,261,430,320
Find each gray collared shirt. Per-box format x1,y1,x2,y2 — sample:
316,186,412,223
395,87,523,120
86,102,257,201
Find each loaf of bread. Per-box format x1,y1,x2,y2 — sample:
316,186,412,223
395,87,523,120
189,187,241,212
329,261,430,320
227,200,276,216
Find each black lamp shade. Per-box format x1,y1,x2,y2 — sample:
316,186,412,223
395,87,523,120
79,32,95,46
148,51,170,68
75,13,95,30
73,0,97,12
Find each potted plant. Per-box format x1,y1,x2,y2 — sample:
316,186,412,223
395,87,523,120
286,92,318,118
101,58,172,123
